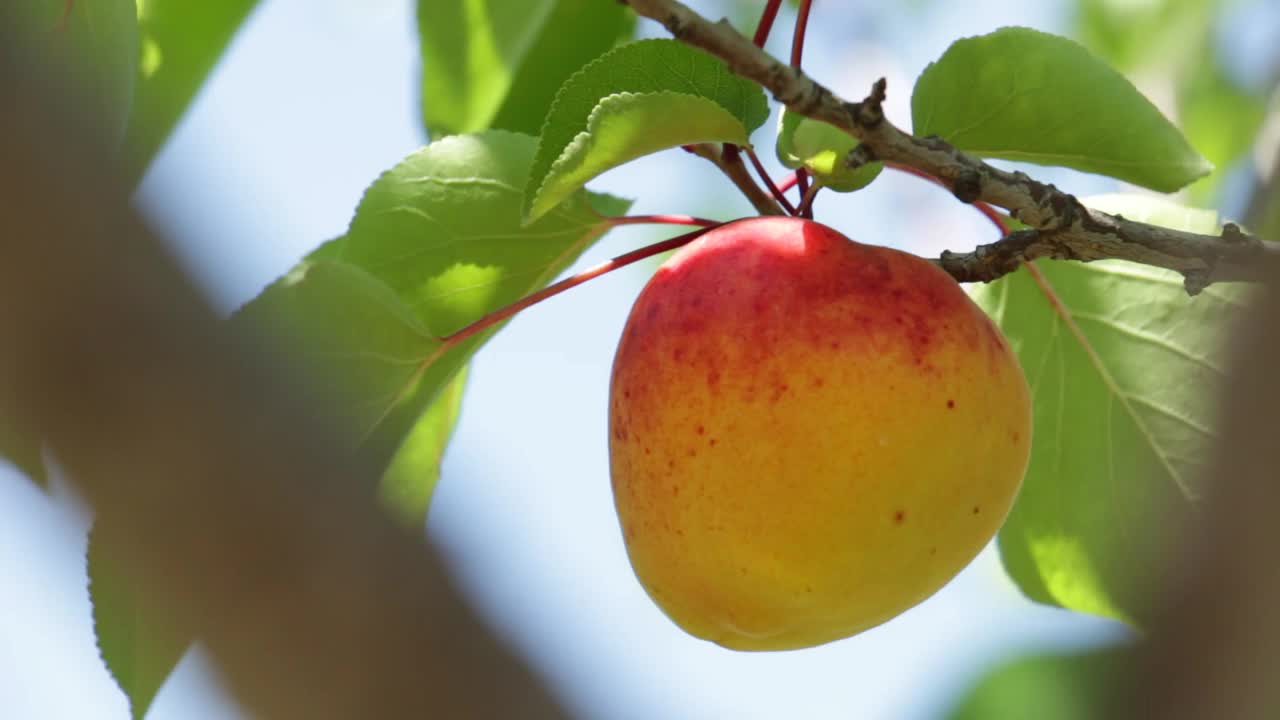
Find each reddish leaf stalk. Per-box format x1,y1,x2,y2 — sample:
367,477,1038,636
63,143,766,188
743,147,797,215
796,168,811,201
607,214,719,228
776,171,800,194
438,226,715,347
753,0,783,48
791,0,814,67
796,182,820,219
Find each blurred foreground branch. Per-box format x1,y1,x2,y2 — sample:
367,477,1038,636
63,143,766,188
0,34,563,720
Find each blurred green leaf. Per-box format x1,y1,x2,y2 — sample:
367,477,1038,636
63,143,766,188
234,260,444,461
11,0,138,147
89,523,188,720
947,645,1132,720
775,108,882,192
123,0,262,182
1074,0,1215,72
418,0,633,138
0,415,46,490
972,194,1252,624
912,27,1211,192
1179,56,1267,188
525,38,769,222
380,368,468,526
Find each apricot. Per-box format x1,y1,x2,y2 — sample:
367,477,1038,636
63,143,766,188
608,217,1031,650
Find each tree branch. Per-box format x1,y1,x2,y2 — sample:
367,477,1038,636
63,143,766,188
621,0,1280,293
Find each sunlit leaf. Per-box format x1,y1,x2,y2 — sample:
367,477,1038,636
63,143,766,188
947,645,1133,720
254,130,628,473
418,0,633,138
123,0,262,181
525,39,769,222
530,91,753,221
89,523,188,720
912,27,1211,192
775,108,882,192
379,368,467,526
971,194,1253,624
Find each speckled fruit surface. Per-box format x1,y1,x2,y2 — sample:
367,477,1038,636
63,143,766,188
608,217,1031,650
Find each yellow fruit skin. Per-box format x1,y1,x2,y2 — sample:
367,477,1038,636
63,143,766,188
608,217,1031,651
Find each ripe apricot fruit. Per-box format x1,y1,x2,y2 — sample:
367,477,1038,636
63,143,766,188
608,217,1031,650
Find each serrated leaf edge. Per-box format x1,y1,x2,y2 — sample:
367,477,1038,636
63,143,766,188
527,90,747,222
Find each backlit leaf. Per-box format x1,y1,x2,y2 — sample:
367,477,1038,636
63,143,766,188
775,108,882,192
418,0,633,138
123,0,262,181
379,367,468,527
947,645,1132,720
525,39,768,222
912,27,1211,191
89,523,188,720
971,194,1253,624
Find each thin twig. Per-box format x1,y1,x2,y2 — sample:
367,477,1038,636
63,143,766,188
796,182,820,219
744,146,797,215
687,143,786,216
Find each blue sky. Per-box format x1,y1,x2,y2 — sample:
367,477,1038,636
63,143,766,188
17,0,1262,716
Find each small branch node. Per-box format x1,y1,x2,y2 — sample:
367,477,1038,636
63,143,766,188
844,143,877,170
951,169,981,204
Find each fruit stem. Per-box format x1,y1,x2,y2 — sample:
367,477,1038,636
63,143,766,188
744,147,797,215
608,214,720,228
436,226,716,347
796,182,820,219
753,0,783,48
885,161,1010,236
791,0,814,67
688,143,787,216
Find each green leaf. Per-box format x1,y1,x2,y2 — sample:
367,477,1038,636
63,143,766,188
122,0,262,181
233,260,445,469
258,130,627,471
11,0,139,147
1075,0,1215,72
530,91,754,221
911,27,1211,192
971,194,1253,624
335,130,627,332
89,523,189,720
1179,57,1267,178
418,0,633,138
379,367,468,526
0,415,46,490
947,645,1132,720
525,38,769,222
775,108,882,192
